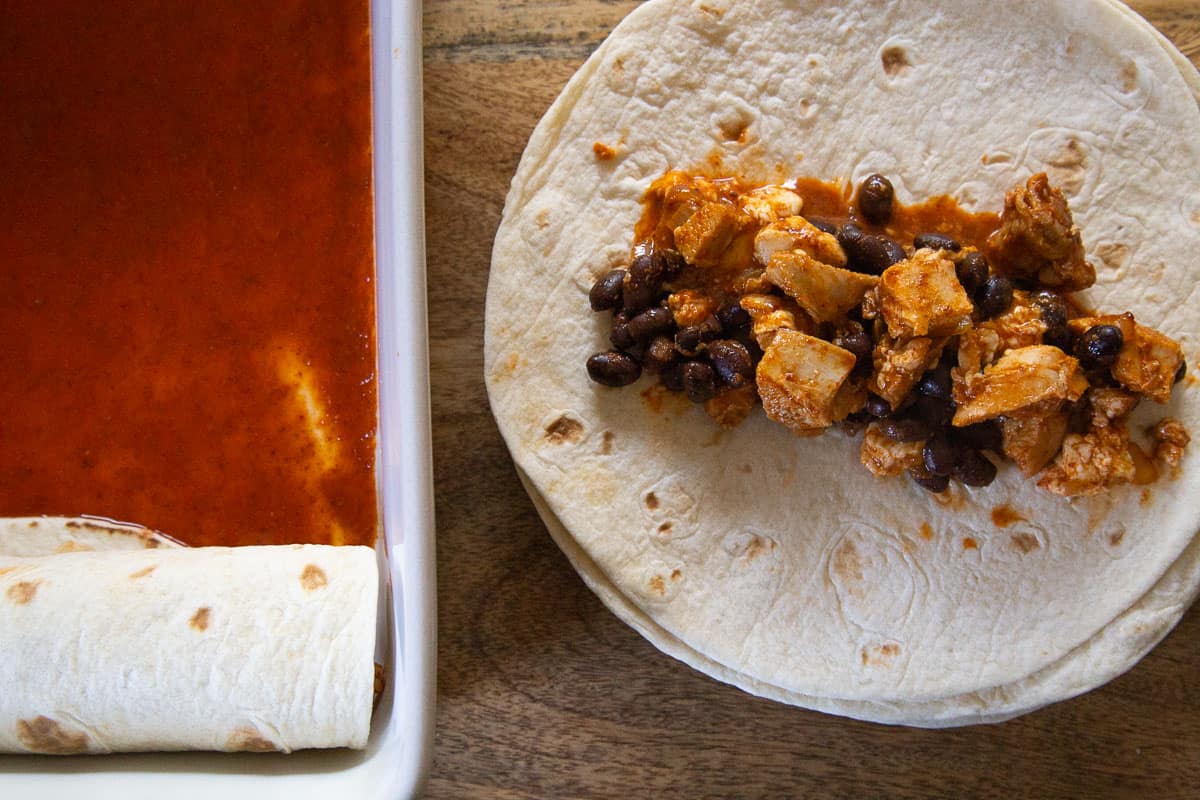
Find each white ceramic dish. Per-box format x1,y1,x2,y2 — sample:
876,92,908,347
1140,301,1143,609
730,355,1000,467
0,0,436,796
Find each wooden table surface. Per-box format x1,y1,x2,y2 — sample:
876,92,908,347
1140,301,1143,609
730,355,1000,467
422,3,1200,797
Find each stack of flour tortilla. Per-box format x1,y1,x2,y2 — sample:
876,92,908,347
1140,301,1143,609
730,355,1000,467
486,0,1200,725
0,517,378,752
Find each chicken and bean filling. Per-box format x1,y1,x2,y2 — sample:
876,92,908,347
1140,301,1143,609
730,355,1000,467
586,171,1189,496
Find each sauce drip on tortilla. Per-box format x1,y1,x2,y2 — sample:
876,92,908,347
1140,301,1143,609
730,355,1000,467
0,1,377,547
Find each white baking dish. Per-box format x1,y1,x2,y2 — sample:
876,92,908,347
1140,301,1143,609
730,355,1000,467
0,0,436,796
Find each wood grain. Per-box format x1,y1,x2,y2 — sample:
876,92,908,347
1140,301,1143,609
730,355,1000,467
423,3,1200,797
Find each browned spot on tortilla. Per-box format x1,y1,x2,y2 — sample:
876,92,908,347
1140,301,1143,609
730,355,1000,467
55,540,94,553
881,46,911,77
648,574,666,595
698,3,724,17
500,352,520,377
226,726,278,753
189,607,211,631
300,564,327,590
861,642,901,667
16,716,89,754
65,521,80,529
644,492,659,510
1141,488,1153,507
1046,138,1088,194
600,431,615,455
657,521,673,534
832,539,863,584
1011,532,1040,554
612,56,625,74
962,537,978,550
1110,530,1125,547
144,538,160,548
1121,61,1138,92
0,567,14,577
534,208,550,230
991,504,1024,528
1095,242,1129,272
592,141,617,161
718,117,749,144
129,565,156,579
1192,210,1200,227
919,522,933,541
7,580,41,604
373,662,387,709
743,536,769,561
543,415,583,445
707,151,723,171
670,569,682,582
27,520,38,528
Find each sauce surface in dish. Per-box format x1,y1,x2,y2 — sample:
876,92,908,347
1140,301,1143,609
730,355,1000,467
0,0,377,546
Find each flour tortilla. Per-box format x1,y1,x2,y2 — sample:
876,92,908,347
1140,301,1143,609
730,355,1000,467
0,517,377,753
486,0,1200,714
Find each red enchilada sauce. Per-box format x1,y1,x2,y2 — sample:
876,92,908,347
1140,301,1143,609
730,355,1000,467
0,1,377,546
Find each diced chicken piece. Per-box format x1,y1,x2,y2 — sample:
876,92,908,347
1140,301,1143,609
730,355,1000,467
860,423,924,477
731,270,773,295
756,329,857,433
952,327,1003,403
1088,387,1138,427
1069,313,1183,404
988,291,1049,352
1002,400,1068,476
878,249,974,339
987,172,1095,291
754,216,847,268
705,384,759,428
765,250,878,324
667,289,719,328
740,293,810,349
829,375,868,421
1150,418,1190,468
739,185,803,225
1037,422,1135,496
648,171,719,233
869,334,946,410
673,201,751,268
860,285,881,320
953,345,1088,426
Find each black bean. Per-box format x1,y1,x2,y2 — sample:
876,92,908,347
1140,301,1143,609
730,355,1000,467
643,335,679,373
976,275,1013,319
909,467,950,493
857,174,895,225
838,223,904,275
716,301,751,332
957,420,1002,452
1076,324,1124,369
660,363,685,392
609,310,635,349
586,351,641,387
922,432,961,476
806,217,839,235
1176,358,1188,384
816,321,837,341
878,416,931,442
836,328,874,366
956,251,988,296
952,449,997,487
913,232,961,252
681,361,717,403
918,364,953,400
881,235,907,266
658,249,687,279
1031,290,1068,329
675,315,722,355
627,307,675,342
1043,324,1073,352
589,269,626,311
622,253,665,313
865,394,892,418
913,394,955,429
707,340,754,388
